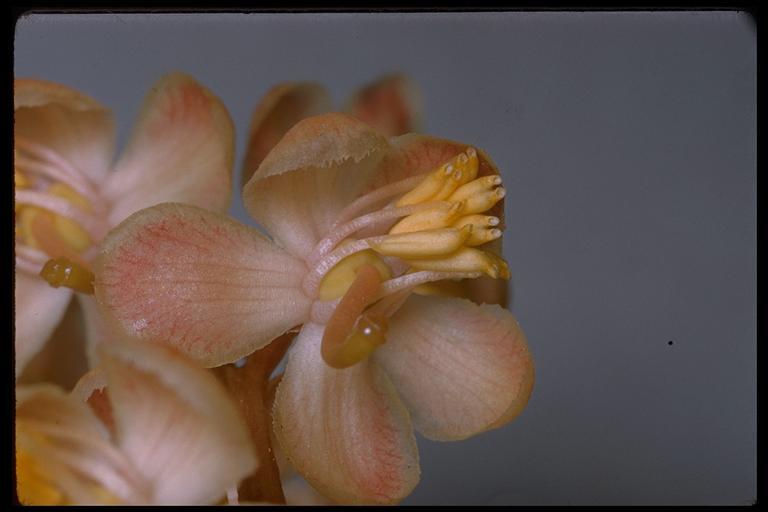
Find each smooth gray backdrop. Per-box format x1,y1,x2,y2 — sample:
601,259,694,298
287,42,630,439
14,11,756,505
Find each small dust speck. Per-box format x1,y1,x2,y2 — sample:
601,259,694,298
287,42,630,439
667,340,674,346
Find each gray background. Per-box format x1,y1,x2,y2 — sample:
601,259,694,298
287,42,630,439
14,11,756,505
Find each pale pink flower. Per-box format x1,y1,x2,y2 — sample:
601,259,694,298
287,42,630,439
94,113,534,504
15,337,256,505
14,73,234,377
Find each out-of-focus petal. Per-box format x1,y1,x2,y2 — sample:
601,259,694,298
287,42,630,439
71,368,114,436
273,323,419,505
16,298,89,389
14,78,115,184
372,134,509,306
94,203,310,367
77,293,112,369
373,295,534,441
282,475,334,506
243,113,391,259
16,384,147,504
105,73,234,226
241,82,332,187
99,338,257,505
345,74,423,136
14,269,73,378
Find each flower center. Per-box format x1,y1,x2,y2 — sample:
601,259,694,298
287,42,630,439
311,147,509,369
14,138,107,286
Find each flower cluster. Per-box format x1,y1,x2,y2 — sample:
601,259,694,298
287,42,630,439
14,72,534,505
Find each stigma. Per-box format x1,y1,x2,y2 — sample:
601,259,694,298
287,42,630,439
39,257,95,295
311,146,510,369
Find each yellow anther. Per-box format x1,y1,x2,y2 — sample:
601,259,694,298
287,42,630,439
40,257,95,295
463,186,506,215
389,200,466,235
48,183,92,213
16,448,66,505
406,247,510,279
16,183,93,254
395,163,454,207
447,175,502,203
394,148,479,207
15,169,31,189
18,207,39,248
322,313,388,369
431,166,466,201
54,217,91,252
457,147,479,183
318,248,391,301
369,225,473,259
453,214,500,230
465,227,502,247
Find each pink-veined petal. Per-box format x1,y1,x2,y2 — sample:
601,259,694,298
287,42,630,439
273,323,419,504
243,113,391,260
373,295,534,441
98,339,257,505
14,78,115,184
14,269,73,378
241,82,332,187
94,203,310,367
105,73,234,226
345,74,423,137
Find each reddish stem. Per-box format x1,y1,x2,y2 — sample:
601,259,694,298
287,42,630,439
213,332,295,505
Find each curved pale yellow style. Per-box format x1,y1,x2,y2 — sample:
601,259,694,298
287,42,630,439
94,113,534,504
14,73,235,378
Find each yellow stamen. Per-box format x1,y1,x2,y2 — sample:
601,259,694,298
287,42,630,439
369,225,473,259
318,248,391,301
388,200,466,234
48,183,92,212
406,247,510,279
465,227,502,247
15,169,31,189
16,448,66,505
395,163,453,207
448,175,502,203
430,165,466,201
394,148,479,206
40,257,95,295
462,186,506,215
15,183,93,255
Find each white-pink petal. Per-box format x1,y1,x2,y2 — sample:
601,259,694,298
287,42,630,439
273,322,419,505
243,113,391,260
15,270,73,378
105,73,234,226
15,78,115,185
99,338,257,505
374,295,535,441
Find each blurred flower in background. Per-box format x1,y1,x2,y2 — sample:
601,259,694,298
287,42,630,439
16,338,256,505
241,73,422,187
14,73,235,383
